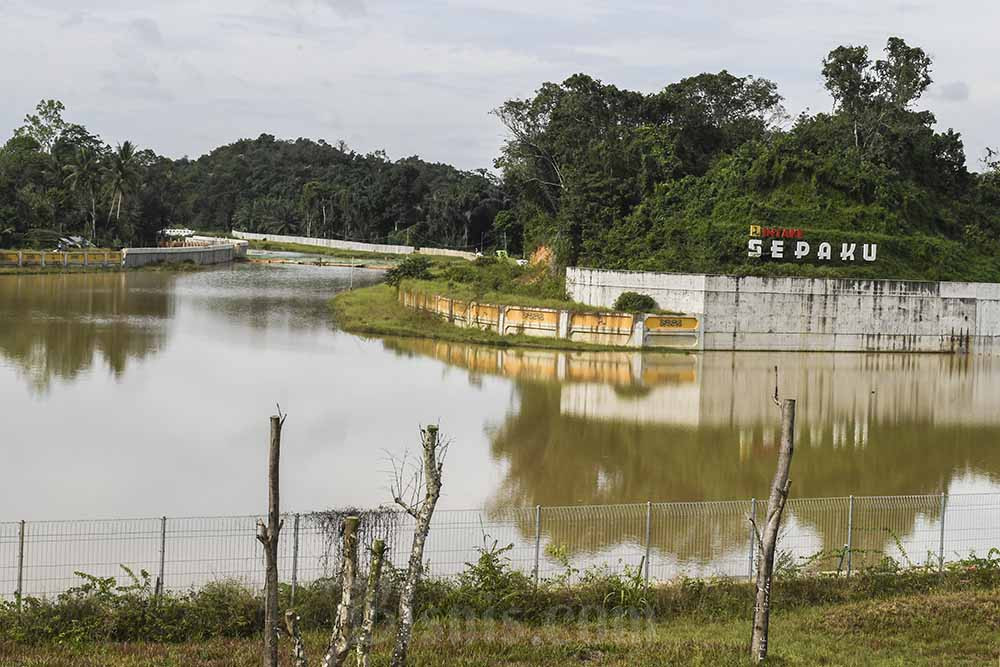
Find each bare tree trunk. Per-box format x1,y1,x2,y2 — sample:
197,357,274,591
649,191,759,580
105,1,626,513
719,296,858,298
284,610,308,667
356,539,386,667
256,414,285,667
323,516,360,667
750,398,796,663
391,424,444,667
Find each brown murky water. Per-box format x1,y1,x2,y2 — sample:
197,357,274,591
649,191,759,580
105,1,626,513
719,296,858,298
3,265,999,527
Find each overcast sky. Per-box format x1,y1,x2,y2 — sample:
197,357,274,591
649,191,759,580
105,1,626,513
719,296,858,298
3,1,996,171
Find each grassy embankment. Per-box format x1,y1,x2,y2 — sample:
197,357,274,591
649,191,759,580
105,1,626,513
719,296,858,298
4,564,1000,666
0,258,206,275
246,240,459,268
330,256,678,352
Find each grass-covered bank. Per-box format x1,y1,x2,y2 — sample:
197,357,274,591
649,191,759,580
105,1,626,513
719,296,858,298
0,260,208,275
330,283,668,353
4,562,1000,665
248,240,469,265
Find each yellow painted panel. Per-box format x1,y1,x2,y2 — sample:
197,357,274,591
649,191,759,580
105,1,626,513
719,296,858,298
645,315,699,331
66,253,86,264
435,296,452,317
505,307,558,329
45,252,64,264
0,252,20,264
20,252,41,265
471,303,500,327
569,312,634,332
452,300,468,319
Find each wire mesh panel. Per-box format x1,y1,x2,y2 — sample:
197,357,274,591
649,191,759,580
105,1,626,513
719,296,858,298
941,494,1000,562
163,516,265,593
422,508,537,578
781,497,850,573
649,501,752,581
19,518,163,597
536,504,646,581
0,522,19,598
851,495,942,570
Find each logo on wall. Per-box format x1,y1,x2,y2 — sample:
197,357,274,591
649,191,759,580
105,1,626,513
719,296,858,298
747,226,877,263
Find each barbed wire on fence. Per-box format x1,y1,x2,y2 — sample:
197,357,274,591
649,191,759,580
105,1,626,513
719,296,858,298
2,492,997,599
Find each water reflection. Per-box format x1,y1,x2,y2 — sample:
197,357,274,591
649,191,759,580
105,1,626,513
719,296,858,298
383,338,1000,560
0,273,172,393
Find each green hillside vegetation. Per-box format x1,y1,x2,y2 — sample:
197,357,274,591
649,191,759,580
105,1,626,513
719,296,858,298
0,106,502,251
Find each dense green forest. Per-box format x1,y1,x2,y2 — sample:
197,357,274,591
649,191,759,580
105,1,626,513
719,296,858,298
3,36,999,279
0,103,503,250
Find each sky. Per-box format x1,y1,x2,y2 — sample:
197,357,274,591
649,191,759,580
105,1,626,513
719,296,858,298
2,0,996,171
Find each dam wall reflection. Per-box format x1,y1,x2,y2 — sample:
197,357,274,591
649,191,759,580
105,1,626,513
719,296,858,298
384,339,1000,434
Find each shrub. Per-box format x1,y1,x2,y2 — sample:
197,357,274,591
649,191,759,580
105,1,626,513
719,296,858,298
613,291,657,312
385,255,432,286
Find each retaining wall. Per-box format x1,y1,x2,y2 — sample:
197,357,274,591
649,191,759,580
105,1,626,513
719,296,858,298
188,236,249,258
0,250,122,268
232,231,477,260
398,287,701,349
123,244,235,268
566,267,1000,354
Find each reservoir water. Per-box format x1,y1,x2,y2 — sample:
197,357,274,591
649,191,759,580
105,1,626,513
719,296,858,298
3,263,1000,522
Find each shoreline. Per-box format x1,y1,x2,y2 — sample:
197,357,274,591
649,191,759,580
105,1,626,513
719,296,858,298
0,262,208,276
330,283,688,354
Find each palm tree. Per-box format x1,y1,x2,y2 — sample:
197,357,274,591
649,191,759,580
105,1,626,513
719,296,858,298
105,141,140,230
64,147,100,241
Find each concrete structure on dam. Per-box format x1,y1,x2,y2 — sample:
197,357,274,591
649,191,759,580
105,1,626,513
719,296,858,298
566,268,1000,354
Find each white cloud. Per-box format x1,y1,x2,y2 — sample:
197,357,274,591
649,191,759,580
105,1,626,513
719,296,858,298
0,0,997,169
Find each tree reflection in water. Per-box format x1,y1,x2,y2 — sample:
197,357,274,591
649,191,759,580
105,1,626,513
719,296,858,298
0,273,172,394
383,338,1000,567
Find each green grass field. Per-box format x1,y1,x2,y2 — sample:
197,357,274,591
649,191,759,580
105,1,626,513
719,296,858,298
5,587,999,666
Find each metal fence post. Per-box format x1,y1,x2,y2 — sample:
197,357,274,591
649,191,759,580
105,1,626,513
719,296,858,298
748,498,756,581
291,513,300,606
533,505,541,588
938,492,947,572
643,501,652,585
846,495,854,577
16,520,25,611
158,516,167,595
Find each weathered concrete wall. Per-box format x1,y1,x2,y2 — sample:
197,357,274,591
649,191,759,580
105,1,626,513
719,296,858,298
123,244,234,267
398,287,701,349
232,231,477,260
188,236,249,258
567,268,1000,354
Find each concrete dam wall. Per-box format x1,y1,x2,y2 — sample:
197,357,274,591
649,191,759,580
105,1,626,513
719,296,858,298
566,268,1000,354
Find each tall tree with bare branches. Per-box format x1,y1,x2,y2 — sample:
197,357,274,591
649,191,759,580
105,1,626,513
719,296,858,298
390,424,447,667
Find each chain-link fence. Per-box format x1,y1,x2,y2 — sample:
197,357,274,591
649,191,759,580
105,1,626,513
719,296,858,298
2,493,998,600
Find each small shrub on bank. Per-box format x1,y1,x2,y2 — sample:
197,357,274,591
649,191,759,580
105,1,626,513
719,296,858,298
613,291,657,312
385,255,432,286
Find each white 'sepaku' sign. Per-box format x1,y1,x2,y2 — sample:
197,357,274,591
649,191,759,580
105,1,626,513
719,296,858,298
746,225,877,262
